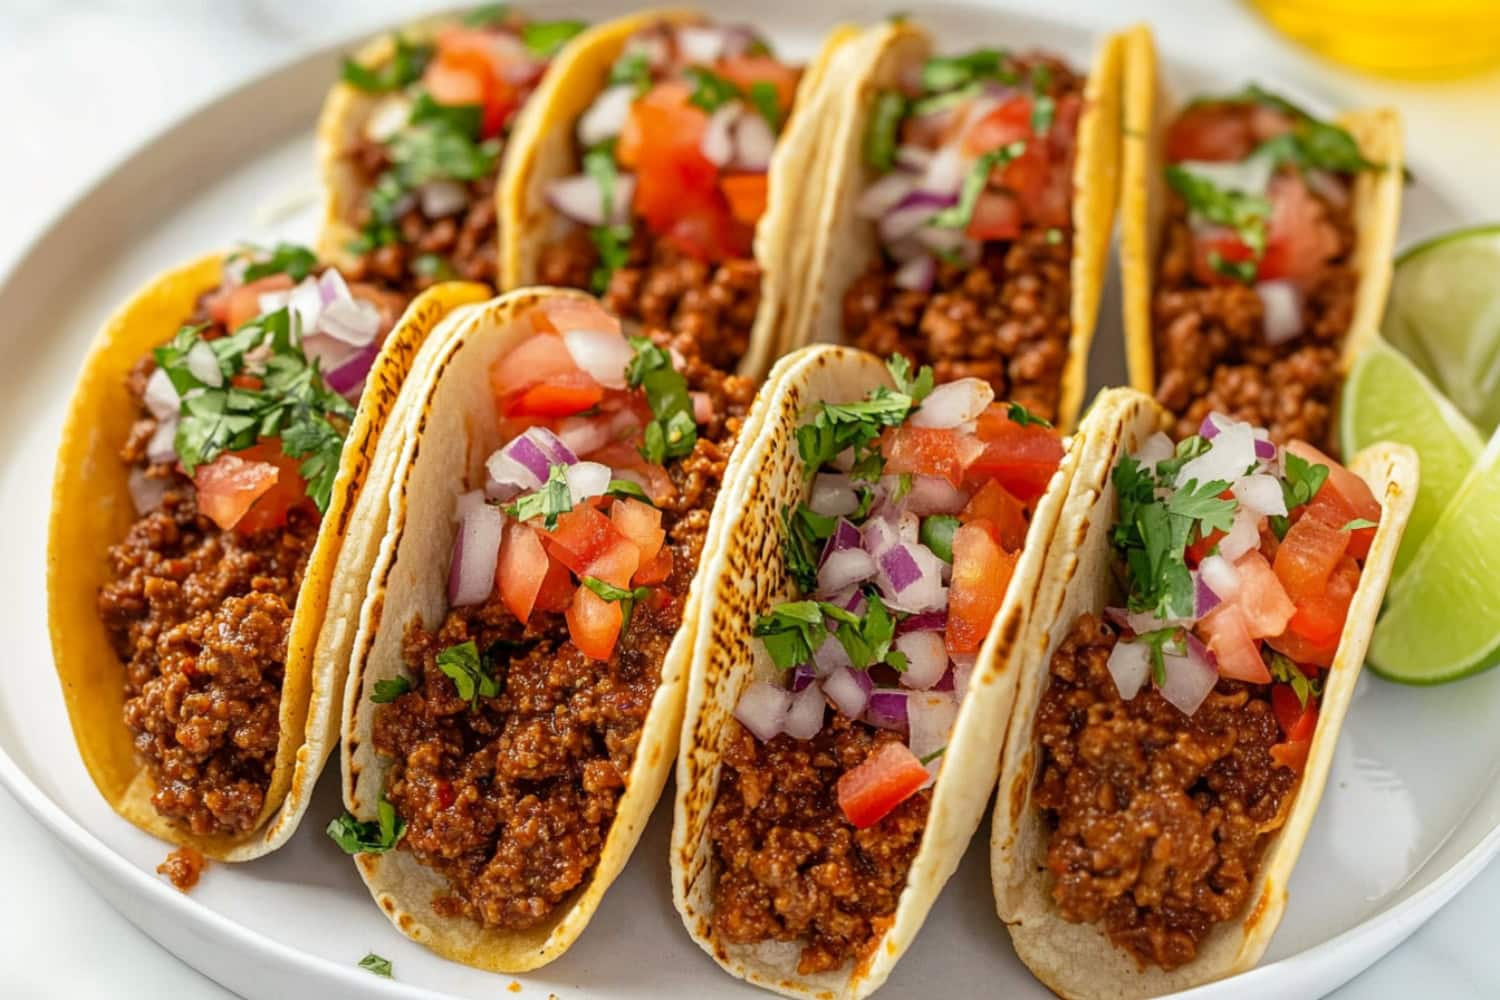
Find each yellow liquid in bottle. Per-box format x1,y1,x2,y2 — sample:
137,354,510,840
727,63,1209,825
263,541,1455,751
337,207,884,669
1249,0,1500,78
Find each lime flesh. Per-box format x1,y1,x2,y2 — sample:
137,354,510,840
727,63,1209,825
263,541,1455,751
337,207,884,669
1369,427,1500,684
1340,338,1483,578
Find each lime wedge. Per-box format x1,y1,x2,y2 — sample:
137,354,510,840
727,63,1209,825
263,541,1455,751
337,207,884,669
1340,338,1484,578
1384,224,1500,435
1369,427,1500,684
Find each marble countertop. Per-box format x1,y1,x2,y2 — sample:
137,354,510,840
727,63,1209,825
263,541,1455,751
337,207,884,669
3,1,1498,997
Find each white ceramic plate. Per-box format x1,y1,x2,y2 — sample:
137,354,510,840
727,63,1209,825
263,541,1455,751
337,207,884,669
4,3,1497,998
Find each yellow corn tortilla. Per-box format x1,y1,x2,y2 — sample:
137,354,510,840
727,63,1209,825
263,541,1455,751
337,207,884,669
670,344,1088,999
498,13,861,382
990,386,1418,999
1119,27,1405,422
46,252,487,860
337,285,771,971
785,22,1128,433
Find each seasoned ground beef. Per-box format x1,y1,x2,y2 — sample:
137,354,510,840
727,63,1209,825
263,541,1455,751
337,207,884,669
372,336,752,930
341,137,500,291
843,228,1074,423
538,226,762,374
1033,614,1297,970
1152,181,1357,446
157,846,207,892
708,714,930,975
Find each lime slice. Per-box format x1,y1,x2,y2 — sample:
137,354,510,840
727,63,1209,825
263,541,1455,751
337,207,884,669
1369,427,1500,684
1384,224,1500,435
1340,338,1484,578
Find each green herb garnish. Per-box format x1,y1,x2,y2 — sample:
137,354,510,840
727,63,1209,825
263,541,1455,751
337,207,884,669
1208,250,1259,284
684,66,741,112
931,142,1026,229
239,242,317,283
886,354,935,404
1269,651,1323,707
625,336,697,464
326,794,405,855
748,81,783,130
358,953,393,978
1166,163,1271,257
753,600,830,668
1341,517,1377,532
581,576,653,630
866,91,907,172
503,463,572,529
341,36,432,93
1007,401,1052,428
584,140,632,293
606,479,653,504
921,49,1016,91
609,51,652,94
436,640,502,708
522,19,586,58
370,676,412,703
1281,450,1330,513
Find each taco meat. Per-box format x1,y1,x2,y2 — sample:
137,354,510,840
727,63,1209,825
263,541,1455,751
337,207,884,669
370,324,753,929
1032,613,1295,970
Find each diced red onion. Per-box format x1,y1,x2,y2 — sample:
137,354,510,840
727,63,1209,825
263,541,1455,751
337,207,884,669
700,101,741,167
823,518,864,559
894,144,933,172
455,489,487,521
896,631,948,689
858,172,917,219
1159,634,1219,716
865,690,908,731
528,427,577,466
128,468,169,514
1255,437,1277,462
783,682,825,740
735,681,792,742
1106,639,1151,701
487,438,549,492
879,544,922,591
1199,553,1242,602
878,543,947,612
1218,506,1261,561
578,84,636,147
1234,473,1287,517
325,341,379,396
892,254,936,292
547,174,611,227
562,328,631,389
448,501,503,606
732,112,776,172
721,24,760,58
1257,280,1304,346
1136,431,1174,469
895,610,946,635
933,668,954,691
564,461,611,503
146,419,178,464
908,691,958,783
880,192,955,243
1195,571,1220,617
817,547,877,596
1176,420,1256,487
902,476,969,516
911,378,994,429
862,514,901,557
419,180,468,218
144,368,180,419
318,298,382,347
810,472,859,517
676,25,727,62
790,664,816,692
823,666,872,719
184,341,222,387
812,633,851,677
918,145,965,196
1199,413,1225,440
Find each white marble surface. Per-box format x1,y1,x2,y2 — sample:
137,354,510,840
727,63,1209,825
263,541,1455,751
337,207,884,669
2,1,1499,997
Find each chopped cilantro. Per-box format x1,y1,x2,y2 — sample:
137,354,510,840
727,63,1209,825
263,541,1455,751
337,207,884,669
1153,434,1211,484
1166,164,1271,257
326,794,405,855
684,67,741,112
1208,249,1258,284
625,337,696,464
921,49,1016,91
1269,651,1323,707
581,575,653,630
919,745,946,765
1029,63,1053,94
1166,478,1238,536
1281,450,1330,512
503,463,573,529
436,640,502,708
1341,517,1378,532
919,514,961,563
412,252,456,280
829,593,903,671
930,142,1026,229
1007,401,1052,428
886,354,935,404
409,91,484,136
753,600,830,668
1044,227,1063,245
1112,455,1196,621
1136,627,1185,687
522,19,586,58
609,51,652,94
606,479,653,504
341,36,432,93
239,242,316,283
464,3,512,27
584,140,632,293
1228,84,1379,174
748,81,783,130
358,953,393,978
866,91,907,172
783,503,837,593
1030,93,1055,136
370,676,412,703
909,84,980,119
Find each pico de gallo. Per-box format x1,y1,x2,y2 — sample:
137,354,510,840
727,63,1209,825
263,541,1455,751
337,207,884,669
1032,412,1382,969
1151,85,1382,445
347,296,753,930
339,6,588,289
843,48,1085,423
708,358,1064,975
97,244,406,838
537,20,803,372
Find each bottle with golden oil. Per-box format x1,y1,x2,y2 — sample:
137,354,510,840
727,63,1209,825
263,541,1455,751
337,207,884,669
1249,0,1500,77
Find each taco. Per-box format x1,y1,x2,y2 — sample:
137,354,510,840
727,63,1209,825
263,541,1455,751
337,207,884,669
671,346,1081,998
317,5,619,292
1119,26,1403,449
333,288,762,971
788,19,1128,430
500,15,858,379
991,387,1417,998
46,243,487,861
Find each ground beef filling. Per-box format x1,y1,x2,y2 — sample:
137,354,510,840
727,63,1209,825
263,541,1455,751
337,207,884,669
1033,614,1297,970
372,340,752,930
538,226,761,373
342,137,500,291
708,714,930,976
1152,182,1357,445
157,846,207,892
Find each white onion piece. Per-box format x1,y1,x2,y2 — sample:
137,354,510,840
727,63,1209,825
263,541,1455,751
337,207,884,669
734,681,791,742
812,633,852,678
893,144,933,172
364,95,412,142
1135,431,1175,470
317,298,381,346
676,25,727,62
1218,506,1261,561
184,341,222,387
858,172,917,220
562,329,632,389
892,255,936,292
564,461,612,504
258,289,291,315
1234,473,1287,517
700,101,741,167
896,632,948,690
486,448,545,493
1176,155,1274,197
880,202,940,244
911,378,994,429
907,691,958,784
810,473,859,517
146,419,178,465
783,682,826,741
448,502,503,607
1107,640,1151,701
1159,640,1219,716
1199,553,1242,602
824,666,872,719
578,84,636,147
318,267,352,305
128,468,169,514
286,276,324,338
897,511,921,545
144,368,180,419
455,489,488,522
950,653,976,698
1176,420,1256,488
863,515,901,557
546,174,609,226
902,476,969,517
420,180,468,219
1257,280,1304,345
732,111,776,172
556,415,614,458
919,145,965,196
818,548,876,597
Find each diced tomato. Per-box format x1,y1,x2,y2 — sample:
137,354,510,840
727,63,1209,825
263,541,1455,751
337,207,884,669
1270,738,1312,773
582,536,641,589
567,584,622,661
422,55,487,107
207,274,295,331
836,741,930,829
230,374,263,390
1259,173,1343,283
541,505,626,574
528,298,622,337
1271,685,1320,742
619,82,717,210
533,552,575,614
946,522,1016,656
1232,550,1296,639
720,173,770,226
1186,527,1226,566
968,405,1065,503
966,189,1023,241
1285,440,1380,559
1198,603,1271,683
1271,555,1360,667
715,56,801,113
665,200,754,261
501,371,604,418
963,95,1032,157
960,479,1028,551
428,27,526,137
634,545,674,586
193,440,306,534
1165,103,1257,163
610,498,665,569
497,522,552,624
489,333,578,399
1274,513,1350,603
1191,226,1259,285
884,426,986,488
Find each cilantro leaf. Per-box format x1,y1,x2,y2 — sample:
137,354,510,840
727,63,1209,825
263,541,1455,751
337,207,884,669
436,640,502,708
413,252,457,281
325,794,406,855
1166,164,1271,257
1167,479,1238,536
370,676,412,703
581,575,653,630
626,336,697,464
1154,434,1211,484
584,141,632,293
1341,517,1378,532
919,745,946,765
341,36,432,93
358,953,393,978
931,142,1026,229
1007,401,1052,428
748,81,783,130
829,593,902,671
865,91,907,172
609,51,652,94
1031,93,1055,136
522,19,586,58
239,242,317,283
921,49,1016,91
886,354,935,404
783,503,836,593
684,67,741,112
1269,651,1323,708
464,3,512,27
1281,450,1330,512
1228,84,1379,174
753,600,829,669
503,463,573,529
1208,249,1258,284
606,479,654,504
1135,627,1185,688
